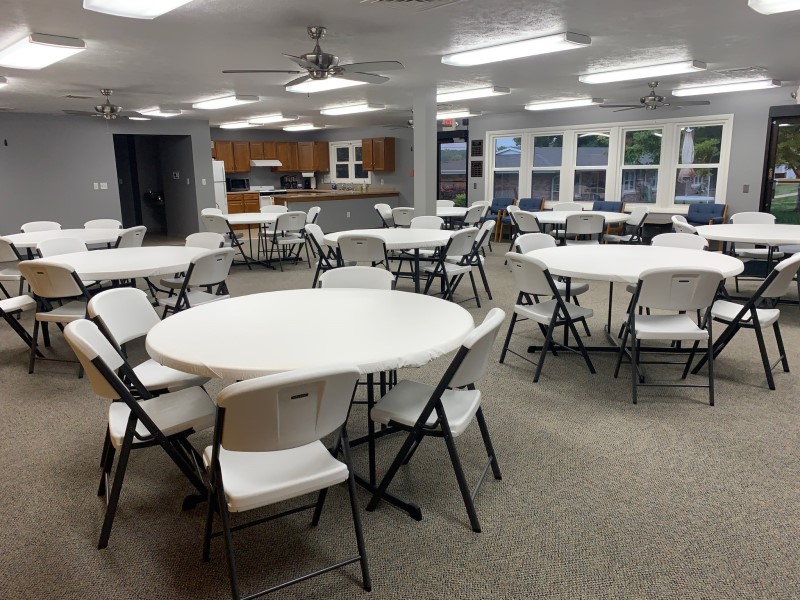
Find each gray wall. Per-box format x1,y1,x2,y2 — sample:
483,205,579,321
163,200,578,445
0,113,215,233
467,87,789,215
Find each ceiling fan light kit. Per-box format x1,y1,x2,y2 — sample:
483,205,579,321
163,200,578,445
525,97,603,111
192,95,259,110
320,103,385,115
0,33,86,70
283,123,322,131
579,60,706,84
748,0,800,14
83,0,195,19
219,121,257,129
441,32,590,66
248,113,299,124
140,108,182,117
286,77,366,93
672,79,781,96
436,86,510,102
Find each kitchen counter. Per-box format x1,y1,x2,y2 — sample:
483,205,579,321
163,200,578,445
272,191,399,203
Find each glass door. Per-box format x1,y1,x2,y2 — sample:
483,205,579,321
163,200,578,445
761,116,800,223
437,134,468,205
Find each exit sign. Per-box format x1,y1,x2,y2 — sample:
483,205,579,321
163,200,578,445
441,119,455,127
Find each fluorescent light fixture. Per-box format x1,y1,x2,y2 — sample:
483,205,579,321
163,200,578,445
283,124,322,132
83,0,195,19
748,0,800,14
579,60,706,84
436,86,510,103
285,78,366,94
525,97,603,111
672,79,781,96
441,32,590,67
0,33,86,70
140,107,182,117
0,76,6,88
127,116,150,121
436,110,480,120
248,113,298,124
219,121,257,130
320,103,386,116
192,95,259,110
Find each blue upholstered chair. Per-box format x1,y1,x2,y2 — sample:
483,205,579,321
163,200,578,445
482,197,516,241
686,203,728,226
591,200,624,213
518,197,544,212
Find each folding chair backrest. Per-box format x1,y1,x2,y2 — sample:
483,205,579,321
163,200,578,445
338,234,387,264
304,223,326,251
186,248,235,287
553,203,583,212
275,211,307,234
437,200,455,208
515,233,556,254
637,267,723,311
201,208,223,216
306,206,321,224
319,266,395,290
21,221,61,233
410,216,444,230
84,219,122,229
476,221,495,250
513,211,541,234
37,237,88,257
392,207,415,227
215,365,361,452
506,205,520,216
261,205,289,214
186,232,225,249
203,214,232,235
627,205,649,229
64,319,125,400
462,204,484,226
730,211,775,225
375,203,394,227
651,232,708,250
0,238,19,263
505,252,557,297
565,213,604,236
116,226,147,248
671,216,697,234
18,260,86,299
88,288,159,345
761,253,800,299
443,228,477,259
449,308,506,389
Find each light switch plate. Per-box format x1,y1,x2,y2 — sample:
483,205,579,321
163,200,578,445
93,182,99,190
100,182,108,190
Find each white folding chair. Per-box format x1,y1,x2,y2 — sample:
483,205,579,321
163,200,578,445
375,203,395,228
410,216,444,230
563,213,605,246
507,210,542,252
155,233,226,295
264,211,307,270
259,205,288,214
651,232,709,250
422,228,481,306
513,233,589,305
461,204,485,229
500,253,595,382
203,214,251,270
0,237,24,298
202,366,370,599
0,294,38,352
367,309,505,532
160,248,234,317
305,223,350,288
552,203,584,212
115,226,147,248
604,206,648,244
455,220,495,301
88,288,210,393
671,215,698,235
64,319,214,549
728,211,783,292
37,237,89,257
21,221,61,233
201,208,223,216
391,207,415,228
337,233,390,270
614,267,723,405
437,199,456,207
319,266,395,290
84,219,122,229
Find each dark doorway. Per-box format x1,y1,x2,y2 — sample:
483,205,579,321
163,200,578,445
438,130,468,205
760,105,800,224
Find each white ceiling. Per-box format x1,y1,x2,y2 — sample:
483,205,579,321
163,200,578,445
0,0,797,129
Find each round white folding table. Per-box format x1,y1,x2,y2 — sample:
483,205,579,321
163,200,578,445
324,228,454,292
3,228,122,254
34,246,206,280
696,224,800,247
437,207,469,219
528,210,630,226
222,212,279,227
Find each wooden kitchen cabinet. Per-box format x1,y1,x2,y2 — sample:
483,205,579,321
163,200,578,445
361,137,395,172
298,141,315,172
226,192,260,230
276,142,299,172
214,141,235,174
249,142,264,160
362,138,374,171
263,141,278,159
232,141,251,173
313,141,329,171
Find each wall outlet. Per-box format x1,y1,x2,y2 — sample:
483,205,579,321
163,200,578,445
186,178,190,185
346,211,351,218
173,171,180,180
743,184,750,193
93,182,99,190
380,178,384,185
100,182,108,190
473,182,477,190
201,178,207,186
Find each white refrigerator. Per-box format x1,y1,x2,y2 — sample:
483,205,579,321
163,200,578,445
212,160,227,212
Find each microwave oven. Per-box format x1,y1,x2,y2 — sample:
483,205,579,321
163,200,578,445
226,178,249,192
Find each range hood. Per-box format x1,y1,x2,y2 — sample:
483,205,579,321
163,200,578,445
250,159,283,167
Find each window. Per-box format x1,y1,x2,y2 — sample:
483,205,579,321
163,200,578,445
620,129,662,204
674,125,723,205
329,141,371,184
531,135,562,201
493,136,521,198
574,132,610,202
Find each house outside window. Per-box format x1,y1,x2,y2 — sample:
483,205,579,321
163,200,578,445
493,136,521,199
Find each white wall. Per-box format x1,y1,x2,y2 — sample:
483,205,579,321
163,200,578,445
467,87,790,214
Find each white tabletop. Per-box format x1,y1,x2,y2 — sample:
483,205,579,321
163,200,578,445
528,245,744,283
35,246,205,280
3,228,122,250
223,212,279,226
146,288,475,379
324,228,454,251
696,224,800,246
528,211,630,225
437,207,469,219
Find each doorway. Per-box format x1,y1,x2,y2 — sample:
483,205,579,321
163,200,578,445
437,131,468,205
760,106,800,223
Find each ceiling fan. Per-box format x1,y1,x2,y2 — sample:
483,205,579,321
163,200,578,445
223,26,404,88
599,81,710,112
63,89,144,120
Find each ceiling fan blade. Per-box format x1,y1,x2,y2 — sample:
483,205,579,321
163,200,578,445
284,74,311,87
283,54,322,71
598,104,642,108
613,107,643,112
223,69,303,74
337,71,389,84
339,61,404,73
63,110,97,116
119,111,144,117
674,100,711,107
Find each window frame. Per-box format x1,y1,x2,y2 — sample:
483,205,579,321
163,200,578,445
618,127,664,205
329,140,372,184
530,133,565,202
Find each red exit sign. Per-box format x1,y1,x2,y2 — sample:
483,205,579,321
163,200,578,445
441,119,455,127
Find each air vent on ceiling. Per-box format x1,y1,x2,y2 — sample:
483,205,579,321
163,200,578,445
64,94,94,100
359,0,467,11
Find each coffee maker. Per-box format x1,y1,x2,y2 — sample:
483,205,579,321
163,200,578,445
301,172,316,189
280,175,298,189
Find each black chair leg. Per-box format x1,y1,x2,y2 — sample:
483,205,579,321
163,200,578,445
340,430,372,591
773,323,790,372
753,321,775,390
310,488,328,526
202,483,218,562
499,313,517,364
440,419,481,533
477,260,492,300
218,484,242,600
98,417,135,549
28,319,40,374
475,408,502,480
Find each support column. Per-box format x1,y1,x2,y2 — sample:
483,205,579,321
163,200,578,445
412,87,437,216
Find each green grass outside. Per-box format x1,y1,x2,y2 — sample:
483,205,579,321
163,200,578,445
771,194,800,224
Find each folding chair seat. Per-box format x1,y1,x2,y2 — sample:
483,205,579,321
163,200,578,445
202,366,370,599
366,309,505,533
0,294,39,351
0,237,24,298
157,233,225,294
63,319,213,549
423,228,481,306
500,253,595,382
161,248,234,317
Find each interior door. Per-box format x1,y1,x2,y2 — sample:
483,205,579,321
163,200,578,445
761,117,800,224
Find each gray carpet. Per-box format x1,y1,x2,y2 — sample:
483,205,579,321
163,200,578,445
1,241,799,599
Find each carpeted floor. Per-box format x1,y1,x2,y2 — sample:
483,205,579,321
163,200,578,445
1,240,799,599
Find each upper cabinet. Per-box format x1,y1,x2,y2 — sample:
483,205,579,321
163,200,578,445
362,137,395,172
213,141,236,174
249,142,264,160
212,139,330,173
232,141,251,173
276,142,299,172
263,141,278,160
298,141,330,172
